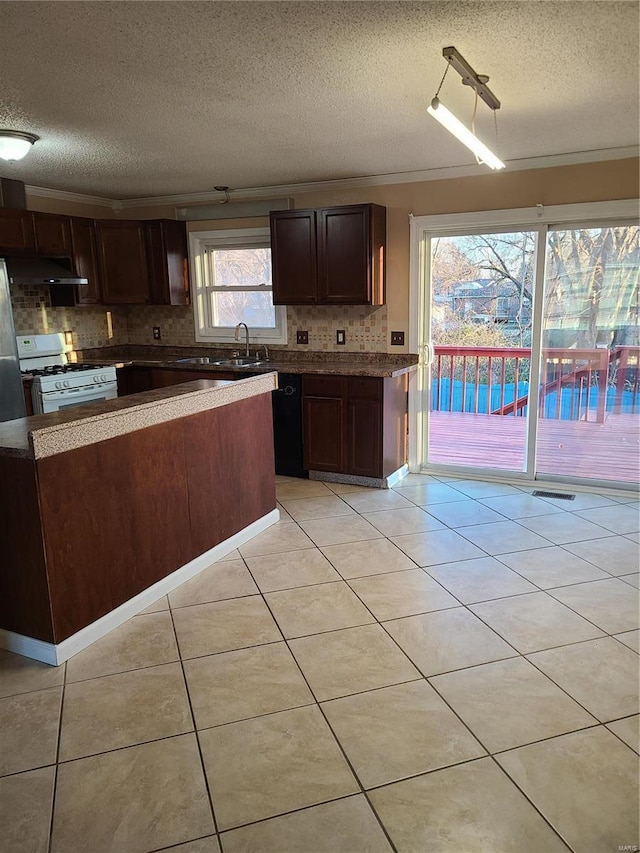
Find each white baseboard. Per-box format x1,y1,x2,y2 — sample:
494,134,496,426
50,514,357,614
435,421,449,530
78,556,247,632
386,464,409,489
0,508,280,667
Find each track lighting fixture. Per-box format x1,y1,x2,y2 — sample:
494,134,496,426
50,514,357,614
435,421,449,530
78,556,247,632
428,47,505,171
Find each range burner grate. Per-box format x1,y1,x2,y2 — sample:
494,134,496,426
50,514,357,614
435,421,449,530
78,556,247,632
21,363,107,377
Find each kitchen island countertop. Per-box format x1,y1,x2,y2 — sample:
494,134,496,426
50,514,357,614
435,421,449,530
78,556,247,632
0,372,276,459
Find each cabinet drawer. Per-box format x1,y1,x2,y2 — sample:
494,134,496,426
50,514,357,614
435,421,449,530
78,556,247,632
303,375,345,398
347,377,382,401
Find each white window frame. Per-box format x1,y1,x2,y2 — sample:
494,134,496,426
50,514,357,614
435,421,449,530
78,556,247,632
408,198,639,482
189,227,288,344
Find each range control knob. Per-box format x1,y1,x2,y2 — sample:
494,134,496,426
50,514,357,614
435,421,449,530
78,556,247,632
93,375,101,384
101,374,107,383
55,380,63,389
63,380,70,388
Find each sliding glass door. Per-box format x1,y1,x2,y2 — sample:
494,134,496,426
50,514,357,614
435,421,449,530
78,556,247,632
426,229,539,473
417,214,639,489
537,224,639,485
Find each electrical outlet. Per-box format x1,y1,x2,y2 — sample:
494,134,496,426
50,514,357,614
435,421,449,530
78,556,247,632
390,330,405,346
296,330,309,345
336,330,346,345
153,326,161,340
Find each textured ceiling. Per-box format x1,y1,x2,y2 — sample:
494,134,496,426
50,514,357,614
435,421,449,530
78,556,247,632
0,1,637,200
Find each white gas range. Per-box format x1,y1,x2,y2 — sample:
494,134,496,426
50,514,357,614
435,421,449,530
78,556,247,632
17,333,118,414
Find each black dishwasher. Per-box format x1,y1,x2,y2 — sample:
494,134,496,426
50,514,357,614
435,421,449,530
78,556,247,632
272,373,307,478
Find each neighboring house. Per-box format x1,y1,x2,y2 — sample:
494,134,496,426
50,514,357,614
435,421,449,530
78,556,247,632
449,279,533,329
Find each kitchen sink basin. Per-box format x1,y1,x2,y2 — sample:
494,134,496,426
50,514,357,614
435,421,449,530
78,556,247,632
173,356,264,368
212,357,264,367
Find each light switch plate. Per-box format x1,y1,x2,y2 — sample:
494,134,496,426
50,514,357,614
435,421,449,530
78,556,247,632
390,331,405,346
336,330,346,345
296,330,309,344
153,326,161,340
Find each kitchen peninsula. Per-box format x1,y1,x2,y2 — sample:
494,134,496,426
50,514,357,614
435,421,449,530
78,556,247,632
0,373,278,664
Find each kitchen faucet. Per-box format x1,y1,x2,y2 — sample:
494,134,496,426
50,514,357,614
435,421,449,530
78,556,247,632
235,322,250,357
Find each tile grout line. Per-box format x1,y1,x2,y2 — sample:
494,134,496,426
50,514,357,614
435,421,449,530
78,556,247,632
237,541,400,853
167,603,222,843
486,754,577,853
46,659,67,853
317,493,593,849
289,491,637,748
7,476,632,850
266,496,585,848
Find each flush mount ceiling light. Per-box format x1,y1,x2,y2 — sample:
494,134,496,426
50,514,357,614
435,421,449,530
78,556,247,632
0,130,39,161
427,46,505,170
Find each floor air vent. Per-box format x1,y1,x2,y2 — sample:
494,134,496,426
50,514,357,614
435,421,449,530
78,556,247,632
532,490,575,501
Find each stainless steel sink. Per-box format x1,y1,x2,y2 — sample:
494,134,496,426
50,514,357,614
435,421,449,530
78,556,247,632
212,357,264,367
173,356,264,368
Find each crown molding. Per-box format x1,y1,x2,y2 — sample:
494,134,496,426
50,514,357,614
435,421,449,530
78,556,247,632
25,145,638,211
24,184,116,208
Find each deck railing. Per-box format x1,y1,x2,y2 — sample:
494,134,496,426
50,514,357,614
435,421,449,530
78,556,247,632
431,345,640,423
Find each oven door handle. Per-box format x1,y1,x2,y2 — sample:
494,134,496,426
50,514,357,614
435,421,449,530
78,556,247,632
35,381,118,413
40,383,117,400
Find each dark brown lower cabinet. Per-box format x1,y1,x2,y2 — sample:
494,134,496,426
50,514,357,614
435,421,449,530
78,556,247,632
302,374,407,479
117,366,152,396
22,381,34,416
116,366,237,396
149,368,236,387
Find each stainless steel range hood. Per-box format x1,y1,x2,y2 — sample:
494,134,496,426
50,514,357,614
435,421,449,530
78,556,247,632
5,256,88,286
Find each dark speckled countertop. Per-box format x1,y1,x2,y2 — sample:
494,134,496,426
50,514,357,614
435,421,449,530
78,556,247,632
74,345,419,379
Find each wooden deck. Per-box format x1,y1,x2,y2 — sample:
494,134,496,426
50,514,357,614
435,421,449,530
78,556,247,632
428,411,640,484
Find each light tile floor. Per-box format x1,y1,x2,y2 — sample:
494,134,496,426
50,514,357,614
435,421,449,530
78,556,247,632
1,474,639,853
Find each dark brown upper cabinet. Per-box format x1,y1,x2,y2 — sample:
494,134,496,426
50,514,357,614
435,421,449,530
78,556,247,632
32,212,73,255
0,208,36,252
0,208,190,307
270,203,386,306
270,210,318,305
70,217,102,305
145,219,190,305
95,219,150,304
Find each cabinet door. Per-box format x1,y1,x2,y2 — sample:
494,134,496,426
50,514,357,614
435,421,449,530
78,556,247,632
270,210,317,305
96,220,150,304
346,378,382,477
347,399,382,477
302,376,345,472
32,212,72,255
146,220,190,306
318,204,386,305
0,208,35,251
23,381,34,416
70,218,102,305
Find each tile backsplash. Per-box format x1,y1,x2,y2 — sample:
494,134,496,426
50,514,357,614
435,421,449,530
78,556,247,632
10,284,129,349
287,305,387,352
11,287,389,353
125,305,196,346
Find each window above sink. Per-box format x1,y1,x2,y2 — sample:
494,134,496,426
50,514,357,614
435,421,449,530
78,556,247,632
189,227,288,345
